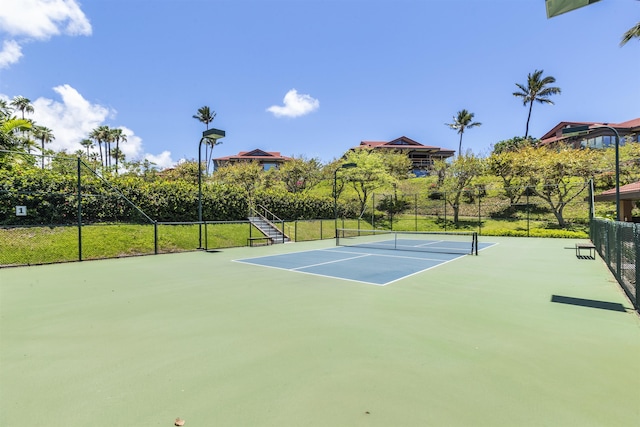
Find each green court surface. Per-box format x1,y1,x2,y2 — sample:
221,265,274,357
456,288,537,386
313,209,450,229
1,237,639,426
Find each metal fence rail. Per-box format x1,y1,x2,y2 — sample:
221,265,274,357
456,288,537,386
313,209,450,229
590,218,639,311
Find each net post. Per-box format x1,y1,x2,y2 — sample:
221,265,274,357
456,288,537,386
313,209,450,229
204,221,208,250
154,221,158,254
473,232,478,255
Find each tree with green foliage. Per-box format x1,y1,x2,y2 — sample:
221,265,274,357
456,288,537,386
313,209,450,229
161,160,199,183
342,148,395,216
80,138,94,158
274,156,323,193
32,125,55,169
505,145,599,228
89,125,111,169
377,184,411,226
433,152,484,224
378,150,414,180
491,136,538,154
213,161,265,206
513,70,561,138
0,117,31,152
10,96,34,120
110,128,127,173
193,105,218,174
620,1,639,47
0,99,12,119
487,148,529,205
597,140,640,189
445,109,481,156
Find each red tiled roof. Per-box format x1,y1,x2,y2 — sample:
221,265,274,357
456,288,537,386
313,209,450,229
616,118,640,128
214,149,291,162
356,136,454,153
540,118,640,144
594,181,640,201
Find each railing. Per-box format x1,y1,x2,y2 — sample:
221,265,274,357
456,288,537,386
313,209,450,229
249,204,287,244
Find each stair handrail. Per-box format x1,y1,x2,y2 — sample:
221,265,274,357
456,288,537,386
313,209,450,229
253,204,283,223
249,204,288,243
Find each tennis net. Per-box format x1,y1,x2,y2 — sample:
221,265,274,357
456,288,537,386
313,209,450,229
336,229,478,255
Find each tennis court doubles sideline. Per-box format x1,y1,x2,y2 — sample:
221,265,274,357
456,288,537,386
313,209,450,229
235,230,496,286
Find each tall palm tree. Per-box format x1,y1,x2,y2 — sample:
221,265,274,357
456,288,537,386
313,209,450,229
10,97,34,153
33,125,55,169
193,106,217,174
513,69,561,138
89,125,111,169
445,109,481,156
621,22,640,46
110,128,127,173
10,96,34,119
0,99,12,119
80,138,94,158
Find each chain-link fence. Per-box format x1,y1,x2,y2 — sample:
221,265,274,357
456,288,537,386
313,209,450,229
361,182,591,237
1,153,155,265
590,218,639,311
1,152,597,266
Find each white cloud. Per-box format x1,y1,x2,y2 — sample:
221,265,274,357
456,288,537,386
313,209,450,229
0,0,91,67
0,0,91,39
3,85,176,168
31,84,112,153
145,151,175,170
0,40,23,69
267,89,319,118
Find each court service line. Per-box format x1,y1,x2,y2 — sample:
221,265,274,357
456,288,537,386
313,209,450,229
321,248,459,262
289,253,371,271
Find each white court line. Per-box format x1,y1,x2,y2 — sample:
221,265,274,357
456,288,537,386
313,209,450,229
232,257,386,286
290,253,371,270
321,248,460,262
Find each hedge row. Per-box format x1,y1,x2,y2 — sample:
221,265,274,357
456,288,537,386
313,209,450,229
0,169,354,225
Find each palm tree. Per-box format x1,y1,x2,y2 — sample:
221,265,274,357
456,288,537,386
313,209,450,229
33,125,55,169
89,125,111,168
10,96,34,119
513,69,561,138
10,97,34,152
0,117,31,151
110,128,127,173
445,109,481,156
80,138,94,158
0,99,11,119
193,106,217,174
621,22,640,46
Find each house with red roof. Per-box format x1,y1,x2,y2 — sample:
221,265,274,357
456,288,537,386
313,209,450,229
213,149,292,171
353,136,455,176
593,181,640,222
539,118,640,148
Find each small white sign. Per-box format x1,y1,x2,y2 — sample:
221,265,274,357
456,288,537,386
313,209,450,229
16,206,27,216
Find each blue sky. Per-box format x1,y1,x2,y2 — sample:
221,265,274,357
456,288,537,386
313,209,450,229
0,0,638,169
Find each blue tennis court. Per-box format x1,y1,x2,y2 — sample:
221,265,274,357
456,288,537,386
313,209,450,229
235,237,496,285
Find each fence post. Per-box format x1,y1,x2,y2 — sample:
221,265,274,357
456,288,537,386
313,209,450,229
616,222,622,281
477,187,481,236
526,186,531,238
77,157,82,262
154,221,158,254
635,224,639,310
